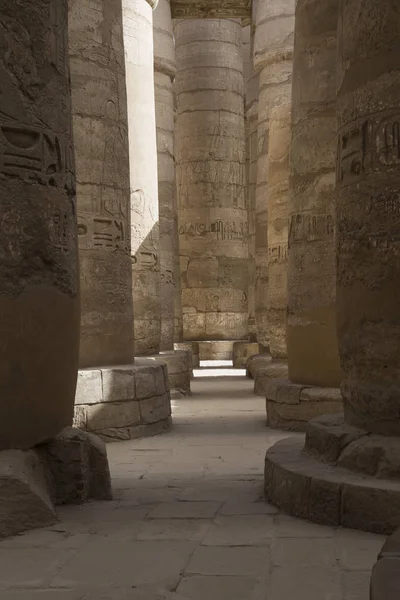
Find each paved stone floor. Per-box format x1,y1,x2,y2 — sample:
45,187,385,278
0,366,384,599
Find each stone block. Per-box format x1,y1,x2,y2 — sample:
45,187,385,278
73,405,87,429
139,394,171,424
264,379,307,404
232,342,260,368
0,450,57,539
305,414,363,463
38,427,112,504
75,369,102,405
267,399,344,432
168,372,191,394
135,366,158,399
198,341,235,361
370,558,400,600
85,401,141,431
380,528,400,557
246,353,271,378
101,367,135,402
338,436,400,479
300,387,342,403
254,361,288,396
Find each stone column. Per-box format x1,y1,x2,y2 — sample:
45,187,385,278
264,0,400,535
287,0,341,388
253,0,294,349
0,0,79,450
175,18,248,346
123,0,161,356
153,0,180,351
69,0,171,440
69,0,133,369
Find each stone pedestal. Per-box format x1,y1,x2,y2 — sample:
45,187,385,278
148,350,192,396
264,0,400,535
74,359,171,442
154,0,182,351
69,0,133,369
198,341,235,362
175,18,248,342
371,530,400,599
123,0,161,355
253,0,294,347
174,341,200,369
232,342,260,368
0,0,79,450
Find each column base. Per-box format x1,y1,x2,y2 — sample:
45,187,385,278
263,379,343,431
232,342,260,368
0,427,111,540
371,529,400,599
74,358,172,442
174,341,200,369
148,350,192,396
264,413,400,534
198,340,235,361
253,359,288,395
246,352,272,378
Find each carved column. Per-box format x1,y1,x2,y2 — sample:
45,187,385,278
336,0,400,434
153,0,181,350
287,0,341,388
69,0,133,368
123,0,161,355
0,0,79,449
253,0,294,349
175,18,248,345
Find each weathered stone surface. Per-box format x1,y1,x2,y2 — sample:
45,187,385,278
154,0,182,351
75,370,102,405
305,414,365,464
338,437,400,480
148,350,192,394
0,0,80,450
38,427,112,505
287,0,341,388
232,342,260,368
266,399,341,432
0,450,57,539
140,394,172,424
175,18,248,341
123,0,161,356
370,557,400,600
171,0,251,19
69,0,133,369
253,0,294,347
380,528,400,558
336,0,400,434
265,437,400,534
254,361,288,396
175,341,200,369
198,341,235,362
246,353,272,379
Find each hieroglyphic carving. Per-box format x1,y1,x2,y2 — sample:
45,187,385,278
78,215,129,253
268,243,288,263
289,213,334,244
171,0,251,19
50,0,68,75
179,219,247,241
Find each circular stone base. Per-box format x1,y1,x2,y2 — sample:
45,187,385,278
264,414,400,534
232,342,260,368
253,360,288,396
264,380,343,432
246,353,272,379
149,350,192,396
174,342,200,369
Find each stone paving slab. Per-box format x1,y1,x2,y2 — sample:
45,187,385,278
0,368,384,599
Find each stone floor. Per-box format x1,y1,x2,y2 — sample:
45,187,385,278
0,364,384,599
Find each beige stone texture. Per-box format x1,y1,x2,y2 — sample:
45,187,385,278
175,341,200,369
253,0,294,347
336,0,400,435
154,0,183,350
232,342,260,368
198,341,235,362
74,360,171,441
69,0,133,369
0,0,80,450
147,350,192,394
287,0,341,388
175,18,248,341
171,0,251,19
243,14,259,342
267,103,290,358
123,0,161,355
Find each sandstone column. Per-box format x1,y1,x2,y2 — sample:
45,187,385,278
0,0,79,450
287,0,341,388
123,0,161,356
253,0,294,349
175,18,248,345
264,0,400,534
153,0,181,350
336,0,400,435
69,0,133,369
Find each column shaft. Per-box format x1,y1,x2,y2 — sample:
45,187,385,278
69,0,133,368
0,0,79,449
337,0,400,434
175,19,248,341
123,0,161,355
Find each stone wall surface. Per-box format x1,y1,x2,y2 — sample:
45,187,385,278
69,0,133,368
153,0,182,350
253,0,294,347
123,0,161,355
175,18,248,341
336,0,400,434
287,0,341,387
74,359,172,441
0,0,80,449
171,0,251,19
